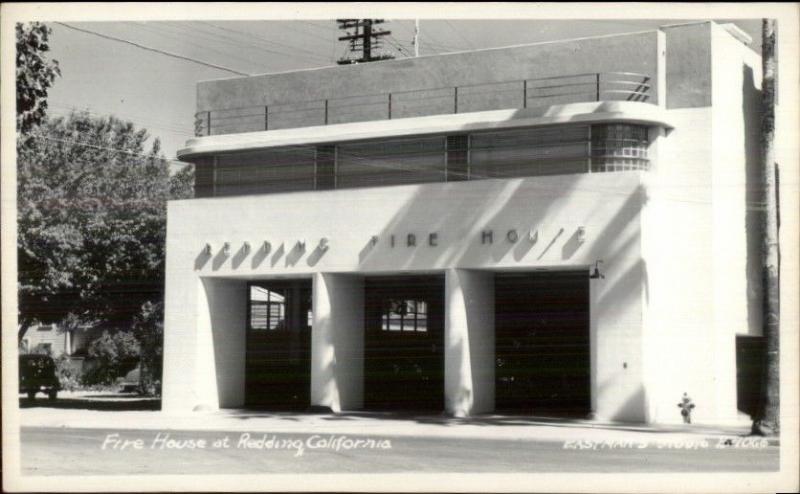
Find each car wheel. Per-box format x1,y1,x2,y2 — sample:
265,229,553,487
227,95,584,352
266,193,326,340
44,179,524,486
27,390,36,400
48,389,58,400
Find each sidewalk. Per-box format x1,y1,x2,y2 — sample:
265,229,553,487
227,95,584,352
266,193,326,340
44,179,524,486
18,392,777,446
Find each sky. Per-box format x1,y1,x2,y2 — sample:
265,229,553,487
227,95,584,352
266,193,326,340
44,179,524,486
42,17,762,168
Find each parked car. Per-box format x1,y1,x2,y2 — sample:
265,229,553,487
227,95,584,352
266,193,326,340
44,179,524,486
120,365,140,393
19,354,60,400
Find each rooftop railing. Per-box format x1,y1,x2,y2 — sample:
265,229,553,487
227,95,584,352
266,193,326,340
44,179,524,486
194,71,651,137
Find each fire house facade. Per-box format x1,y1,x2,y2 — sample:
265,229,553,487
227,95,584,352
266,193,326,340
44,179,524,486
163,21,763,425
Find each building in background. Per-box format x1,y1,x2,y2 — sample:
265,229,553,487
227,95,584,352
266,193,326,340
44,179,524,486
19,323,99,356
19,324,70,356
165,21,764,424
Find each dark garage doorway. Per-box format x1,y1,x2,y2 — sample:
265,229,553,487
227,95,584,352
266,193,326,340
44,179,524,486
364,275,445,411
245,279,312,410
736,335,766,418
495,270,591,416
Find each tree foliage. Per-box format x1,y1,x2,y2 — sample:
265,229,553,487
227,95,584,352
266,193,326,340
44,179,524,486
85,330,141,384
16,22,61,135
18,111,193,339
133,300,164,395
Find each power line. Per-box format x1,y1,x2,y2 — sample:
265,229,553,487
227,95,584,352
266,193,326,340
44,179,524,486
337,19,395,64
280,21,340,43
196,21,330,60
123,22,288,72
297,20,338,33
48,103,194,137
35,135,188,169
184,22,332,63
54,22,250,76
385,35,413,57
443,20,476,50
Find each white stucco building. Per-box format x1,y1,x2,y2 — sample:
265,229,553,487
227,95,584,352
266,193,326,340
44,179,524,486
164,21,764,425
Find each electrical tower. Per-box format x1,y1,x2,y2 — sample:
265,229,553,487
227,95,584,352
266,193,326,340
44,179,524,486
336,19,395,64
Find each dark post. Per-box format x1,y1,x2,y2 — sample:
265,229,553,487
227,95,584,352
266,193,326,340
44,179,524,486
206,111,211,136
454,86,458,114
523,80,528,108
596,73,601,101
324,99,329,125
388,93,392,119
753,17,780,437
264,106,269,131
363,19,373,61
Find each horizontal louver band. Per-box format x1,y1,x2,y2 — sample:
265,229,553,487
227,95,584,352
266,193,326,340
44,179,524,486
199,124,650,197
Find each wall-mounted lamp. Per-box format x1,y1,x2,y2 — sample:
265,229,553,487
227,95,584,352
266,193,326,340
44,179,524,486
319,237,329,252
370,235,379,246
297,239,306,251
590,260,605,279
202,243,212,256
576,226,586,244
242,242,251,255
221,242,230,256
529,229,538,243
262,241,271,253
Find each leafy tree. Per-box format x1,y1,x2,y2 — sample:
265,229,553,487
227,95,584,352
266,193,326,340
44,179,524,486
133,301,164,395
169,161,195,200
85,330,141,384
17,111,192,342
16,22,60,135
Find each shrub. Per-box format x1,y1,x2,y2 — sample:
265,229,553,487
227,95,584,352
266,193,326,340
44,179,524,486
54,354,81,391
84,330,140,385
133,301,163,396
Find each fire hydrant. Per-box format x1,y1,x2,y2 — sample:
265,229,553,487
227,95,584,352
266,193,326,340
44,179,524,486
677,392,696,424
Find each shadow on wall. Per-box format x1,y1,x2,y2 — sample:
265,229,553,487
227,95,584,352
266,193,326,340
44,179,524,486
357,178,583,273
203,278,247,409
232,243,249,269
251,242,271,268
212,247,230,270
196,240,329,271
352,108,648,413
742,63,764,335
285,241,306,267
357,105,650,275
270,243,285,268
611,385,646,423
561,227,585,260
195,250,212,270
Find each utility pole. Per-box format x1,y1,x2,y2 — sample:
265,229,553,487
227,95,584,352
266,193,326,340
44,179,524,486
752,17,780,437
336,19,395,64
413,19,420,57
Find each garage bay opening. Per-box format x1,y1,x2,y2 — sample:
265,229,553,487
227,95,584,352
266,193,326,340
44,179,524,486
495,271,591,417
364,275,445,411
245,280,312,410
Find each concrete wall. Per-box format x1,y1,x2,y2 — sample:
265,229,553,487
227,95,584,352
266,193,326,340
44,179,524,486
197,31,660,133
640,23,761,425
164,171,646,416
640,108,716,424
709,23,763,338
445,269,494,416
163,22,759,423
163,275,248,411
662,23,713,109
311,273,364,412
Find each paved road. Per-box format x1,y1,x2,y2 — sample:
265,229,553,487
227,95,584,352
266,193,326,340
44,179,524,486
21,426,778,475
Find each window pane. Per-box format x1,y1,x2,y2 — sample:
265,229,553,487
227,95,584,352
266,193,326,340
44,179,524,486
591,124,650,172
337,136,446,188
216,147,316,196
470,126,590,178
250,286,287,331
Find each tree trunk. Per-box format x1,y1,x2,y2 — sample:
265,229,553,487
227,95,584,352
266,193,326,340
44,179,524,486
752,18,780,437
18,319,32,344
